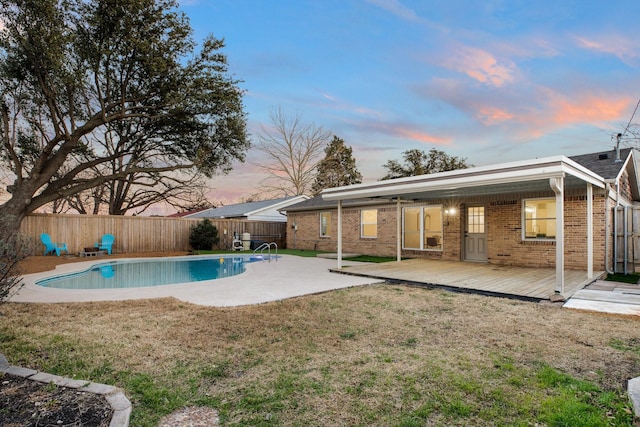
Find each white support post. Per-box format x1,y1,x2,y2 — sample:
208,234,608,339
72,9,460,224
550,176,565,294
587,183,593,279
396,198,402,262
337,199,343,269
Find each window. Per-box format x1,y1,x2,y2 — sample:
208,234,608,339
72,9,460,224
403,207,421,249
403,206,443,250
467,206,485,234
361,209,378,238
320,212,331,237
523,198,556,239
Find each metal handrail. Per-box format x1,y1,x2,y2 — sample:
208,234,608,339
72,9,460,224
253,242,278,262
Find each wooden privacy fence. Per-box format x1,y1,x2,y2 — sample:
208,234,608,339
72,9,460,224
20,214,287,254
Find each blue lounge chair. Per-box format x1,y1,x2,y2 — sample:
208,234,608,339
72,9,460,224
100,265,115,278
40,233,69,256
95,234,115,255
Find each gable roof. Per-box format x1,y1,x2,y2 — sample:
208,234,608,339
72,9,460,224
186,195,309,219
568,148,633,180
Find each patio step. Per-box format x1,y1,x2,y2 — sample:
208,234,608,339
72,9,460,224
565,289,640,316
570,289,640,305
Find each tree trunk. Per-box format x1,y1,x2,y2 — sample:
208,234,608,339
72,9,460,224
0,182,42,236
0,200,29,238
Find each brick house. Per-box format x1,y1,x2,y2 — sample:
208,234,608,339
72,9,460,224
284,149,640,294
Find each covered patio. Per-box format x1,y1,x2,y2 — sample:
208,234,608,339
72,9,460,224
321,155,608,298
332,258,603,301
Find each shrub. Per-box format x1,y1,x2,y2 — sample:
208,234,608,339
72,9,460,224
189,219,220,250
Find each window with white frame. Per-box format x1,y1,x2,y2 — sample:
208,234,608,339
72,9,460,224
523,198,556,239
361,209,377,238
320,212,331,237
402,205,443,250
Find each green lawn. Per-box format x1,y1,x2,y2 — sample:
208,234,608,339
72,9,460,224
605,273,640,284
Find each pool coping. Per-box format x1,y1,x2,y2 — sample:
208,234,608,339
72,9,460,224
11,254,382,306
34,253,260,289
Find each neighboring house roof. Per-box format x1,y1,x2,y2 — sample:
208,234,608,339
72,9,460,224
167,208,209,217
185,195,309,221
321,149,639,203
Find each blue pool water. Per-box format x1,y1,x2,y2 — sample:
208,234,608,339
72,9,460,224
36,256,264,290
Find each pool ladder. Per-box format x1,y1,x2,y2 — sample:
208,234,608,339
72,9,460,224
253,242,278,262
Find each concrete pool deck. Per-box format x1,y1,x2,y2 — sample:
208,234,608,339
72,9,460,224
10,255,382,307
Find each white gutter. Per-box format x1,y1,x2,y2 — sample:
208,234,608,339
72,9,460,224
322,158,604,201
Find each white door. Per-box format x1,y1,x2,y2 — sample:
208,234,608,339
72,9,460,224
464,206,487,262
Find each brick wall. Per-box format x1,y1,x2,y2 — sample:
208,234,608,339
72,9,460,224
287,188,611,271
287,205,398,255
485,192,607,269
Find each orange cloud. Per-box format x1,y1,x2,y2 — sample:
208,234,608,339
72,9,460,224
366,122,452,145
442,44,515,87
477,107,515,125
493,91,633,141
547,93,631,126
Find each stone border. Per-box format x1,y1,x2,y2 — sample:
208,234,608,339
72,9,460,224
0,352,131,427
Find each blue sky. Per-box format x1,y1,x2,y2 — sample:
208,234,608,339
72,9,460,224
177,0,640,203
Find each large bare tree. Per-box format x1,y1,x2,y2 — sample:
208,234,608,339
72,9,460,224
255,108,331,196
0,0,249,233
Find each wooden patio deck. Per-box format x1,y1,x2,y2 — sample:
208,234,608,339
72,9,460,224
333,259,604,301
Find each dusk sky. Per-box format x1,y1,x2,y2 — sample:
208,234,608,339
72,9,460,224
177,0,640,204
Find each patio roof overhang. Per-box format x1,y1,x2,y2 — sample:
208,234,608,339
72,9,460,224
321,155,605,201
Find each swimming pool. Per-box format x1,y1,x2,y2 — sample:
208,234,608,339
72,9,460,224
36,255,264,289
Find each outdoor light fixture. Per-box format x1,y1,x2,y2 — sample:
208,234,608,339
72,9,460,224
443,206,457,226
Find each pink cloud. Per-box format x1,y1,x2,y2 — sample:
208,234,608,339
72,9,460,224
574,34,639,66
441,44,516,87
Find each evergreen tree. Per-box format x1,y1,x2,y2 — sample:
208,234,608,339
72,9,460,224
312,136,362,195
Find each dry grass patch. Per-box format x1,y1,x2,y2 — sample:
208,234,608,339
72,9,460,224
1,283,639,425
